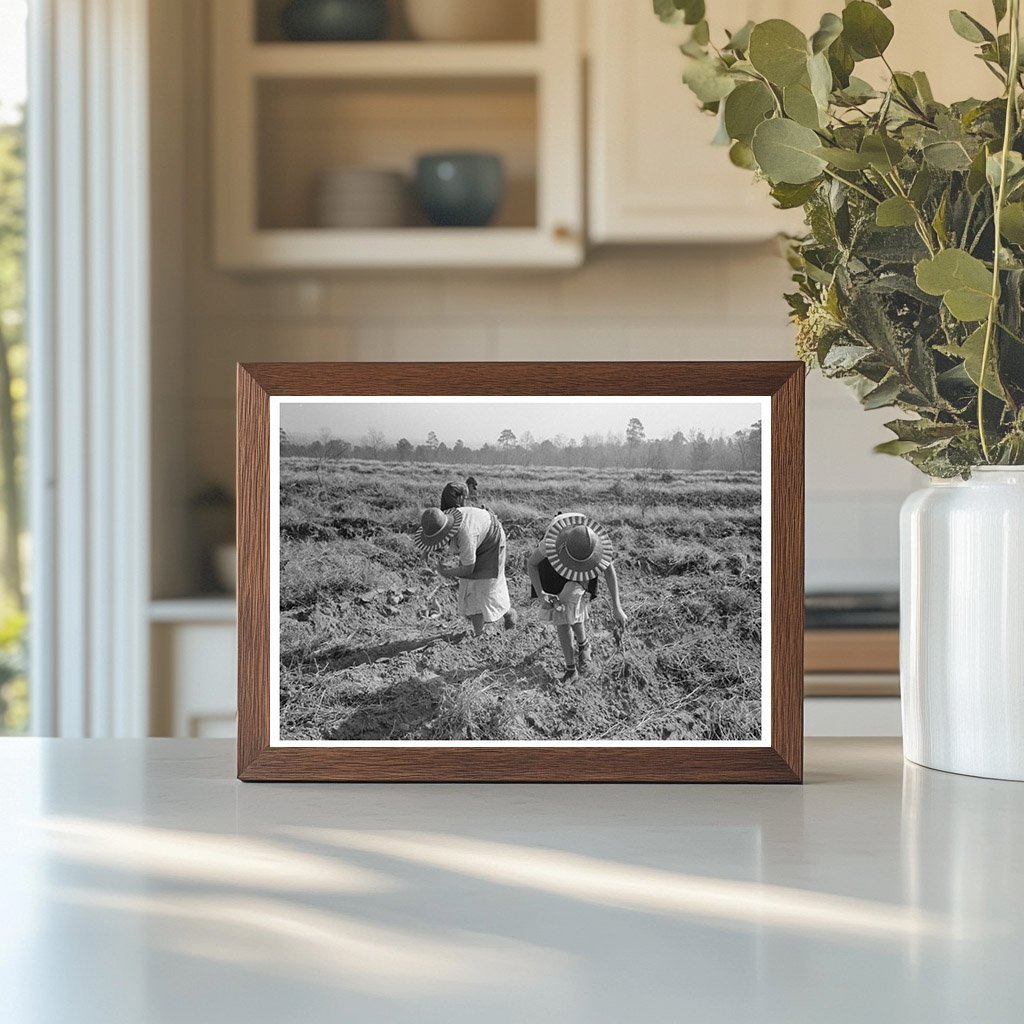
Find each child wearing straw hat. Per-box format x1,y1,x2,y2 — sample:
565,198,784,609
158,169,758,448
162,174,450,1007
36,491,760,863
415,505,515,637
526,512,628,682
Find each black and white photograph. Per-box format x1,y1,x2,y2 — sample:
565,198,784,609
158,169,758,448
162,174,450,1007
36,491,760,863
270,396,770,746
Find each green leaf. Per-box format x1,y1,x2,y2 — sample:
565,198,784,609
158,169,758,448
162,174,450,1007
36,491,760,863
751,118,828,184
682,57,736,104
729,140,757,169
691,19,710,45
748,20,809,86
771,180,820,209
723,81,775,144
863,375,903,409
842,1,895,59
807,51,833,109
827,36,855,88
948,10,994,44
875,439,922,455
909,164,933,205
724,20,755,53
892,72,923,110
653,0,681,23
986,150,1024,191
932,190,950,246
876,197,918,228
837,76,879,104
810,12,843,54
1000,203,1024,245
653,0,705,26
784,80,824,129
939,325,1006,398
913,71,935,104
915,249,994,322
923,140,972,171
684,1,706,27
814,146,872,170
860,133,904,173
967,144,991,194
885,418,963,443
993,0,1008,24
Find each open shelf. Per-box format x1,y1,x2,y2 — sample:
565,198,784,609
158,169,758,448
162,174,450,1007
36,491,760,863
254,0,538,44
257,76,538,232
249,41,544,77
212,0,582,268
219,227,578,269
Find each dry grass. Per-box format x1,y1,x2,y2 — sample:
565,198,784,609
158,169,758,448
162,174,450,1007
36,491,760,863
278,458,763,742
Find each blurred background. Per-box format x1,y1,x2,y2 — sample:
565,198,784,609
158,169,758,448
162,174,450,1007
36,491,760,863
0,0,997,740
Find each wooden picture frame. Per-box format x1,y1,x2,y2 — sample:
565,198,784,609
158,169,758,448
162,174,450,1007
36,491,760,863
237,362,804,782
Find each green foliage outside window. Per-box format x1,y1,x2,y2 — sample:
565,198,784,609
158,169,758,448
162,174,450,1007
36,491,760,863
0,110,27,733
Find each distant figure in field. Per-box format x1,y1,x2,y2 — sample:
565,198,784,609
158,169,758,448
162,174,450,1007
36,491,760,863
527,512,627,682
465,476,479,505
416,493,516,637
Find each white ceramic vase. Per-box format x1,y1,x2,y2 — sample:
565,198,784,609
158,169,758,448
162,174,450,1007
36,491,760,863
900,467,1024,780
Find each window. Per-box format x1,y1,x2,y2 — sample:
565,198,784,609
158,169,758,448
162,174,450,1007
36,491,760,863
0,0,28,734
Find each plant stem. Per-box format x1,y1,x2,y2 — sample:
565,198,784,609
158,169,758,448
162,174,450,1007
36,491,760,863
979,0,1021,462
884,171,939,254
822,167,880,205
750,69,784,117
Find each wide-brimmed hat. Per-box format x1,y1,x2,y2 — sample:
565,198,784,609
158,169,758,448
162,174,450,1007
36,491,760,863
415,507,462,551
543,512,614,581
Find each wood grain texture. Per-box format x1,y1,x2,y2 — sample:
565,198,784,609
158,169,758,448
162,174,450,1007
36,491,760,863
770,365,804,782
236,365,270,778
236,361,805,783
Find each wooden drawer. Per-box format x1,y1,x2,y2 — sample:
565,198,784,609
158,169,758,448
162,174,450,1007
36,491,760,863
805,629,899,675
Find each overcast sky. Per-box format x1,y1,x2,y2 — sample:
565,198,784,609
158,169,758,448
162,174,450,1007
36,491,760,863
279,398,762,446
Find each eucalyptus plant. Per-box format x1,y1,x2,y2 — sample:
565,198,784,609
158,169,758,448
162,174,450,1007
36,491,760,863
657,0,1024,476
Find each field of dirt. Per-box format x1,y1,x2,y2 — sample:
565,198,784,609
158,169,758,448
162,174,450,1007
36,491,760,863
278,458,763,742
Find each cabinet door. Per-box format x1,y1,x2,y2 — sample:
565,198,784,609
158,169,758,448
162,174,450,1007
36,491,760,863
589,1,1003,244
587,0,808,243
587,0,996,244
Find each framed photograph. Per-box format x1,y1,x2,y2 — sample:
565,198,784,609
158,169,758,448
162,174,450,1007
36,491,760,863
237,362,804,782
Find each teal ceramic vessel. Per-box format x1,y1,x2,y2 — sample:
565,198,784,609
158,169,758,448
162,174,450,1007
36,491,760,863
415,152,505,228
281,0,388,42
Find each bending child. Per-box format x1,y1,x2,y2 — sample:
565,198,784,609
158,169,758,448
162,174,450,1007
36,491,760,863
527,512,627,682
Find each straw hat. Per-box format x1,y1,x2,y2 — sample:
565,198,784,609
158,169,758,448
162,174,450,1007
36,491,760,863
415,507,462,551
543,512,614,582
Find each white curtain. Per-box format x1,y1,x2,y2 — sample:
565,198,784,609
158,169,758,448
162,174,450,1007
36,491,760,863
28,0,150,736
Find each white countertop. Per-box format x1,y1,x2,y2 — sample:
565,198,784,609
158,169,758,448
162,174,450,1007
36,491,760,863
1,738,1020,1023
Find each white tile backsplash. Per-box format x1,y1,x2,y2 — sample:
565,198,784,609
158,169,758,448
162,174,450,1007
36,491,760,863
181,251,917,592
167,0,917,595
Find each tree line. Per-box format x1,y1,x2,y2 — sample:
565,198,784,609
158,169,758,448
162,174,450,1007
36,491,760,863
283,418,762,473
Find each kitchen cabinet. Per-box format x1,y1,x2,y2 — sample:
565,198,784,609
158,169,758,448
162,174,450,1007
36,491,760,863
211,0,583,269
150,600,237,738
587,0,998,244
587,0,813,243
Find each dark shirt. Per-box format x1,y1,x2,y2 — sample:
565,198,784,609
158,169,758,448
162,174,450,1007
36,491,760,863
530,557,599,600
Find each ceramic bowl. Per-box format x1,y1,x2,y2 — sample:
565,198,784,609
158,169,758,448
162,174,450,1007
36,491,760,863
316,168,407,228
281,0,388,42
415,152,504,228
